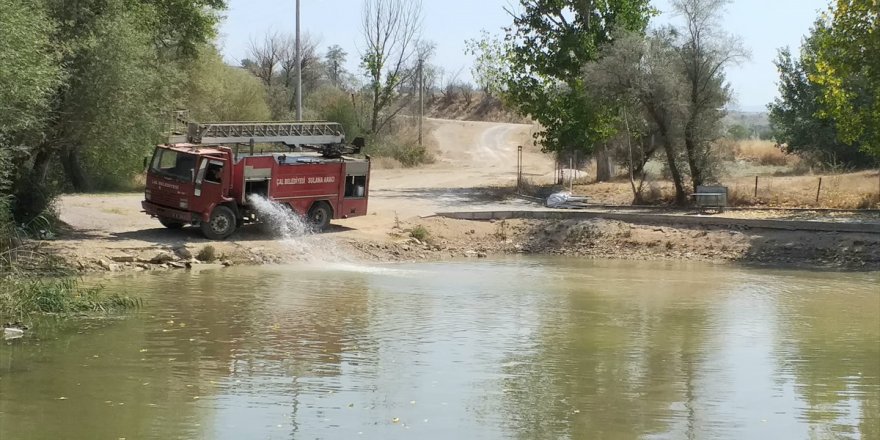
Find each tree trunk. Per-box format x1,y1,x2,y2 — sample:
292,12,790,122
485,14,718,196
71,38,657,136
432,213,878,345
595,144,615,182
683,123,704,192
662,139,687,206
61,147,90,192
31,149,53,183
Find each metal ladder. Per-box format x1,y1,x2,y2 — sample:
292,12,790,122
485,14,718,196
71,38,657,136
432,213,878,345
168,112,346,146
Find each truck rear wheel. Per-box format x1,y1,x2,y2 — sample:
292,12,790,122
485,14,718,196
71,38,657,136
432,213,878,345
158,217,184,229
201,206,236,240
307,202,332,232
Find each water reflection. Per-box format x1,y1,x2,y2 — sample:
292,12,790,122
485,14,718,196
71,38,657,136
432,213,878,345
0,260,877,439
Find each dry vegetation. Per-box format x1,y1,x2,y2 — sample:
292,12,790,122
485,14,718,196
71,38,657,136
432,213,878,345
570,140,880,209
731,140,798,167
426,93,530,123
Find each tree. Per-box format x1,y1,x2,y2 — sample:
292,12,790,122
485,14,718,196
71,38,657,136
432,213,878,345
186,48,272,122
726,124,750,141
812,0,880,158
246,31,322,118
25,0,226,194
360,0,423,134
502,0,655,159
671,0,747,190
464,30,511,97
768,28,872,167
325,45,349,89
0,0,62,223
585,29,690,204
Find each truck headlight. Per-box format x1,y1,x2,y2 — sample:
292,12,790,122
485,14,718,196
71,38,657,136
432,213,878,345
145,189,152,201
179,199,188,209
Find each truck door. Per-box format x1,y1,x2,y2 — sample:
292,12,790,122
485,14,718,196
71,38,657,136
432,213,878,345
194,157,229,213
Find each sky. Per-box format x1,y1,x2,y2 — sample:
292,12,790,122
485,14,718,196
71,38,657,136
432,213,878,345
218,0,831,112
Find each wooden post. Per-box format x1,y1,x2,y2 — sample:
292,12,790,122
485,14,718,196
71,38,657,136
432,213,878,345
816,177,823,205
418,58,424,146
754,176,759,199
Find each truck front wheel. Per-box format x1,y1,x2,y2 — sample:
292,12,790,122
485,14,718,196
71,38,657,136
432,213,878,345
307,202,332,232
201,206,236,240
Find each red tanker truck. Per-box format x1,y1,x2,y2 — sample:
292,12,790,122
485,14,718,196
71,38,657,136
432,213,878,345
142,120,370,239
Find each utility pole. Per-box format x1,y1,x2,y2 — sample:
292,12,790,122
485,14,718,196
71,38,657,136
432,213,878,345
418,58,424,146
295,0,303,121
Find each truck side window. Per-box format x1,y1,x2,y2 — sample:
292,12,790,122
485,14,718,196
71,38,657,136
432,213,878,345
205,163,223,184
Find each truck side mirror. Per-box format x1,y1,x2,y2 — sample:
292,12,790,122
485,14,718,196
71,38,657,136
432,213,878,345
143,155,149,171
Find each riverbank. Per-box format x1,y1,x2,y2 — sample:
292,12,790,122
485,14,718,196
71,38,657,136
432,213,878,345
48,215,880,273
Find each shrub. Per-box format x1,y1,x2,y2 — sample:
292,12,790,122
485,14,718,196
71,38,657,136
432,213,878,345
408,224,430,242
196,245,216,262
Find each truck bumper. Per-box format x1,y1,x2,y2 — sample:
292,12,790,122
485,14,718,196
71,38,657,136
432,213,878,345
142,201,198,223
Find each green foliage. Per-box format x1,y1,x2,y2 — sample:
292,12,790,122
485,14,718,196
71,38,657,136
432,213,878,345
305,86,366,140
185,48,272,122
726,124,750,141
464,30,512,97
810,0,880,159
0,277,141,318
63,3,180,190
502,0,656,154
768,34,874,167
0,0,61,137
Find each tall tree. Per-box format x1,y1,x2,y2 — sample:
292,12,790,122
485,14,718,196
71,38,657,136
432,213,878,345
671,0,747,190
812,0,880,158
768,25,873,167
28,0,226,192
464,30,512,97
360,0,423,134
246,31,322,119
0,0,62,222
585,29,690,204
325,45,349,89
502,0,655,159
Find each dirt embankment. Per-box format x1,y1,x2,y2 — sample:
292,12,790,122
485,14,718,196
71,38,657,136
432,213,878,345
55,214,880,274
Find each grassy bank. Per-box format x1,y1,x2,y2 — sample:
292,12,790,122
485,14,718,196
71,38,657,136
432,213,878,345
0,275,141,319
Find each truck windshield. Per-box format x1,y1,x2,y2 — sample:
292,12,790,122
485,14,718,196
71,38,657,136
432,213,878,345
150,149,196,182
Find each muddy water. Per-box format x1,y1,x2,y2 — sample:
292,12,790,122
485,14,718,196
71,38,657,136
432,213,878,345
1,259,878,439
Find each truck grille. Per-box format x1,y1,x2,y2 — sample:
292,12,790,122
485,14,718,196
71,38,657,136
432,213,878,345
150,190,179,208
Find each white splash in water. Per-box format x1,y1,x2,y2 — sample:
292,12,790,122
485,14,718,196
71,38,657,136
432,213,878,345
246,195,353,263
247,194,314,239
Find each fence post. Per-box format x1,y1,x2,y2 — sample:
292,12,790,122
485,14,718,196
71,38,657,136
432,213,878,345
816,177,823,205
516,145,523,194
754,176,758,199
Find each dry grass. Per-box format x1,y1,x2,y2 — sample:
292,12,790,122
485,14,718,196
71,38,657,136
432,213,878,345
732,140,797,167
726,171,880,209
574,171,880,210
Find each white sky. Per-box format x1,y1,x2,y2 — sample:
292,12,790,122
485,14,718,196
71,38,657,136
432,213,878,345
218,0,830,112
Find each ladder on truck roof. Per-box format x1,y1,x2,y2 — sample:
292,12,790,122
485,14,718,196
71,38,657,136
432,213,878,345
170,121,346,145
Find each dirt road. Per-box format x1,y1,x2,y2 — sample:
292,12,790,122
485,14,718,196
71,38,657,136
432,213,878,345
52,119,551,265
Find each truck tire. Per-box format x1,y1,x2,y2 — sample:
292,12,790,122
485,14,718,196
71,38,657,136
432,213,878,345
201,205,236,240
307,202,332,232
158,217,184,229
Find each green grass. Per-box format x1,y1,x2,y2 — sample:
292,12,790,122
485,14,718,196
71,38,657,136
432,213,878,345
0,276,141,319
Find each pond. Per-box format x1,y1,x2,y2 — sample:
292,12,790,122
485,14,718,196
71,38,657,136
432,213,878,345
1,258,878,439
